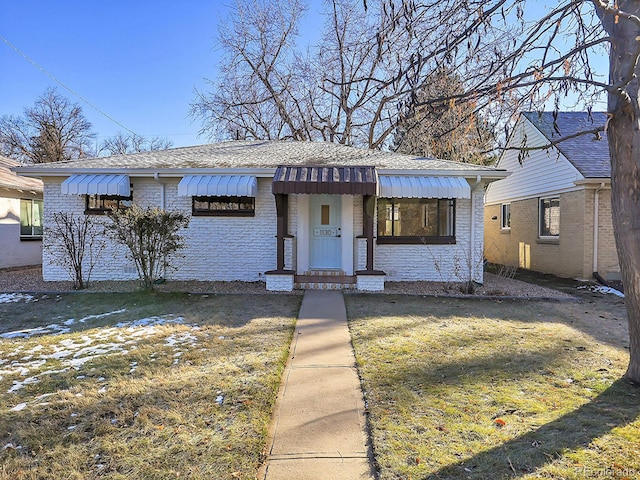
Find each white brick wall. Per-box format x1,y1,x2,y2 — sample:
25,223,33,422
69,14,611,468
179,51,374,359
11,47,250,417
375,188,485,283
42,177,277,282
41,176,487,285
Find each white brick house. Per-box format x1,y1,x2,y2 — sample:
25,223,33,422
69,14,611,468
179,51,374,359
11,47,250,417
15,141,507,291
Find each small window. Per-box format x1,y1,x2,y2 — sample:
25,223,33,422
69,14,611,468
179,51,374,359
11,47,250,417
192,196,255,216
377,198,455,244
539,197,560,237
20,198,43,239
85,187,133,215
500,203,511,230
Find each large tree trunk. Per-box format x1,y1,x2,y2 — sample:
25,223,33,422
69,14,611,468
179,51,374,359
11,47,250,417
606,1,640,383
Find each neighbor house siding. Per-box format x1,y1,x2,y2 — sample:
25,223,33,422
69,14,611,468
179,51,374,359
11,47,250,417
0,190,43,269
376,185,484,283
485,117,583,205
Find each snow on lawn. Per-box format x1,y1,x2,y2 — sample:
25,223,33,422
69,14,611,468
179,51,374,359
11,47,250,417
0,313,199,400
0,293,35,304
0,309,128,339
578,284,625,298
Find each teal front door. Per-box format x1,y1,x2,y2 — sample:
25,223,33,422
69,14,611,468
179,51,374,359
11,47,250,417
309,195,342,269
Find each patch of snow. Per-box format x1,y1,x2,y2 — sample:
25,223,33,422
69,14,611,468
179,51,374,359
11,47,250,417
10,403,27,412
0,293,35,304
578,284,625,297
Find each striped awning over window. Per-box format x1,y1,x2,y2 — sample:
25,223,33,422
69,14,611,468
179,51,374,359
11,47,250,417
177,175,258,197
61,174,130,196
272,166,377,195
378,176,470,199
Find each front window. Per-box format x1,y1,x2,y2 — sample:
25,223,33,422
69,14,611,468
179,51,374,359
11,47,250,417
20,198,43,239
377,198,455,244
539,197,559,237
85,190,133,215
501,203,511,230
192,196,255,216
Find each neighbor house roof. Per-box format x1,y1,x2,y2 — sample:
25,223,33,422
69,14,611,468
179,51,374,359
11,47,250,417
0,156,43,192
522,111,610,178
14,140,507,179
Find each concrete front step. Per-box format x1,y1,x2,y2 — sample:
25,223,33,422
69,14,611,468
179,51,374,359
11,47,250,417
295,271,356,290
295,282,356,290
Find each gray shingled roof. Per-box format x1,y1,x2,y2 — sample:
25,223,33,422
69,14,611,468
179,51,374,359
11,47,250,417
523,111,610,178
0,156,43,192
15,140,504,175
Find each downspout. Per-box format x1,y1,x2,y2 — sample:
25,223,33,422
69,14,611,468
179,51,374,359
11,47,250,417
153,172,166,209
592,182,605,277
469,175,482,283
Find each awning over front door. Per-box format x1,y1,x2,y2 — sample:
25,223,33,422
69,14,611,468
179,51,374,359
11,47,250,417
378,176,470,199
272,165,377,195
61,174,130,196
177,175,258,197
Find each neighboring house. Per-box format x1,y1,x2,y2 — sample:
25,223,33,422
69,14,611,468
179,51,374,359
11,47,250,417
15,141,507,291
484,111,619,281
0,156,44,269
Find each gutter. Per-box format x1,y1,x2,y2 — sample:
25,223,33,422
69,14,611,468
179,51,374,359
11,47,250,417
153,172,166,209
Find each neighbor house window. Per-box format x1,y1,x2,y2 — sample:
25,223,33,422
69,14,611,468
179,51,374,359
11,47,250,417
20,198,43,239
85,189,133,215
500,203,511,230
539,197,559,237
377,198,455,244
192,196,255,216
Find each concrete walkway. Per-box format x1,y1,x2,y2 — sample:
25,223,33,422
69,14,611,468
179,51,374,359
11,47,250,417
258,290,375,480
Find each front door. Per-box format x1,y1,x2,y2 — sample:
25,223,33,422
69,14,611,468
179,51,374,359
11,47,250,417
309,195,342,269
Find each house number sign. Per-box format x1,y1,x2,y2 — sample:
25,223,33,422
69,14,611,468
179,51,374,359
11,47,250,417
314,228,337,237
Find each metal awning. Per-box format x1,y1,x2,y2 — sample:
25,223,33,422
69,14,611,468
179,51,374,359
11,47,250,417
177,175,258,197
378,176,470,198
61,174,130,196
272,166,377,195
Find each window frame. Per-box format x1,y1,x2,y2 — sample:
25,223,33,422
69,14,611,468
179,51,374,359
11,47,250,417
376,197,456,245
500,203,511,230
191,195,256,217
85,188,133,215
20,198,44,240
539,196,560,238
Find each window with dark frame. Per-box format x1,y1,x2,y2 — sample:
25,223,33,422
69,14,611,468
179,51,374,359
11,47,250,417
85,187,133,215
500,203,511,230
20,198,43,239
377,198,455,244
539,197,560,237
192,195,255,216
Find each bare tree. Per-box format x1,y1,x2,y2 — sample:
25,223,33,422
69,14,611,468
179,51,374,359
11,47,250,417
100,132,173,156
44,213,106,290
0,88,96,163
192,0,523,153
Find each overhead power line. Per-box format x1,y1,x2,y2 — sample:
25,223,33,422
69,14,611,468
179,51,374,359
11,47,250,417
1,34,139,137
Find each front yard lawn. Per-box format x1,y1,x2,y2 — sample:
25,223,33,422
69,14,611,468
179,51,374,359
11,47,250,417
0,292,300,479
346,295,640,480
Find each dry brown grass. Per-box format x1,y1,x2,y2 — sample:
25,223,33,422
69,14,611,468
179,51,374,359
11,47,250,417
0,292,300,479
346,294,640,480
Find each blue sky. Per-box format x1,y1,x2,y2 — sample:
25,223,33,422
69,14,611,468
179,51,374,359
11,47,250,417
1,1,607,152
1,1,235,149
